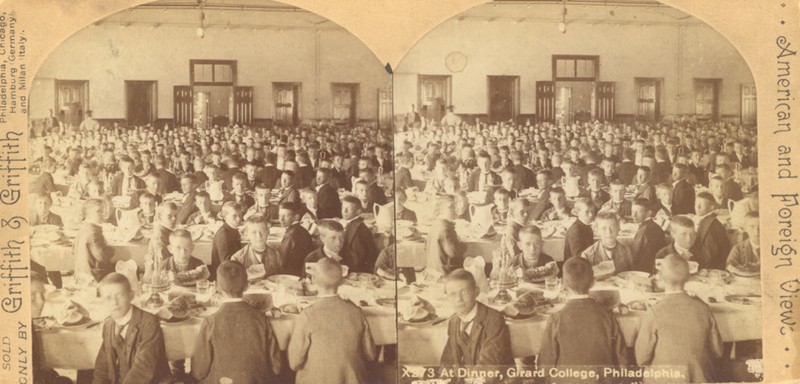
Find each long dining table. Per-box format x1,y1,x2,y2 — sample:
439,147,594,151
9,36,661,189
397,274,762,365
34,276,398,370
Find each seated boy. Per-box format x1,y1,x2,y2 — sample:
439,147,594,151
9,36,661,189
210,202,244,281
501,198,531,257
490,187,511,224
341,196,380,274
539,257,628,374
244,183,278,222
176,173,199,225
394,189,418,223
580,211,634,273
542,187,572,221
440,269,513,368
164,228,208,278
74,199,116,281
580,168,611,210
564,198,595,260
231,215,282,275
425,195,467,279
187,191,218,225
30,193,63,227
635,254,724,383
203,164,225,202
277,170,301,205
288,258,377,384
299,188,319,235
727,211,760,275
655,215,711,267
693,192,732,270
512,225,555,271
137,192,157,227
225,173,255,211
278,202,315,277
93,273,170,383
653,183,673,231
599,179,632,219
305,219,345,265
630,198,668,274
191,261,283,383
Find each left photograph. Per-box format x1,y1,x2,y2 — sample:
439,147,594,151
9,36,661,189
26,1,396,383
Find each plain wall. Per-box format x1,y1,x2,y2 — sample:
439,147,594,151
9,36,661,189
394,5,754,120
30,24,387,122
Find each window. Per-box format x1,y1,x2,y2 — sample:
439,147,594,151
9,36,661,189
190,60,237,86
552,55,599,81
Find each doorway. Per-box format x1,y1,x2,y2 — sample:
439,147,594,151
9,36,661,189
695,79,721,120
274,82,301,126
194,86,232,128
635,78,662,121
741,84,756,125
332,83,358,126
55,80,89,127
418,75,451,122
125,81,157,126
487,76,519,122
555,81,595,125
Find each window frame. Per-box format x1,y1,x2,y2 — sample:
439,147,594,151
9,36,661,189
552,55,599,82
190,60,237,86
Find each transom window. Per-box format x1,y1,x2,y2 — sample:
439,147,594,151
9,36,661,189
190,60,237,86
552,55,599,81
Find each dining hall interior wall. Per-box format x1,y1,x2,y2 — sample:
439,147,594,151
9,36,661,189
28,24,387,123
394,15,754,120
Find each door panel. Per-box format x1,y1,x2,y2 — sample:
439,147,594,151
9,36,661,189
741,84,756,125
233,86,254,126
536,81,556,123
488,76,518,122
173,86,193,127
596,81,615,122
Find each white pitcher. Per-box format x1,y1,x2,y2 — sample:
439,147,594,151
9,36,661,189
373,202,394,233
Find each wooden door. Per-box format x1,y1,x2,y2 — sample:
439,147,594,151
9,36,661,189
378,88,392,129
595,81,616,122
332,84,357,126
126,81,157,126
233,86,254,126
56,80,89,127
695,79,719,120
488,76,519,122
741,84,756,125
274,83,299,126
536,81,556,123
173,86,193,127
419,75,450,122
635,79,660,121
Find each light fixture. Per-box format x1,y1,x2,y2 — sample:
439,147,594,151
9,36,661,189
559,0,567,34
196,0,206,39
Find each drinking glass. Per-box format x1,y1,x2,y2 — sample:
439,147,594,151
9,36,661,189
545,275,560,292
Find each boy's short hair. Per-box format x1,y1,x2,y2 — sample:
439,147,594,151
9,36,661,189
216,261,248,297
493,188,510,198
562,257,594,294
282,170,295,178
587,168,604,179
609,179,626,189
314,258,344,290
444,268,477,289
632,198,652,210
549,187,566,197
509,197,531,211
573,197,594,212
660,254,690,286
35,192,53,205
245,214,269,227
232,172,248,183
518,225,542,239
83,198,105,216
221,201,243,216
595,210,619,224
669,215,695,231
156,201,178,215
278,201,302,215
341,195,362,209
98,272,132,293
169,228,193,244
317,219,344,234
181,173,196,183
255,183,271,192
696,191,716,205
139,192,155,203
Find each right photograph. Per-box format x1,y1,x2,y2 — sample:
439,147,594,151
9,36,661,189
393,0,761,383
